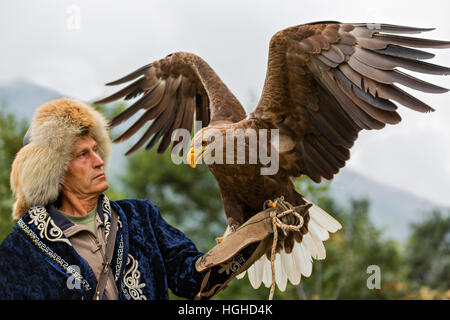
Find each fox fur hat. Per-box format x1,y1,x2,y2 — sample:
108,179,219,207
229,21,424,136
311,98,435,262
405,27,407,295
10,98,111,219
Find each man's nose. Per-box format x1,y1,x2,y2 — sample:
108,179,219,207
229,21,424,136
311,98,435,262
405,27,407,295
92,151,105,168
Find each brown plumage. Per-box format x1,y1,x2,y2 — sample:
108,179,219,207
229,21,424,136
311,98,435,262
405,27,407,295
95,22,449,286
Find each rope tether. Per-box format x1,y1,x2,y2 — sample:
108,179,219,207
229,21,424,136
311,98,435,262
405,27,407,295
268,196,305,300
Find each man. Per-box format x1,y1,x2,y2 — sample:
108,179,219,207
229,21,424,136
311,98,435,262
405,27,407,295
0,98,287,300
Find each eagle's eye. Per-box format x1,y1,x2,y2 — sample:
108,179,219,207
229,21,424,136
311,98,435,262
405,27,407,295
202,140,207,147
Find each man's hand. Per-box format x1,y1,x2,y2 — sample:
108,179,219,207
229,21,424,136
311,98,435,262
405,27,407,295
194,200,311,299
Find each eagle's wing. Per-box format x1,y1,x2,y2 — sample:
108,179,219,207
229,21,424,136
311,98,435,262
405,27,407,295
250,22,450,182
94,52,246,155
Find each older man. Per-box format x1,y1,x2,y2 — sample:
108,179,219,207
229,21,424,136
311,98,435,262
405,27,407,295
0,98,279,300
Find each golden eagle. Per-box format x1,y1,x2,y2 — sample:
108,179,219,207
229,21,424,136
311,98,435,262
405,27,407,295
95,22,450,291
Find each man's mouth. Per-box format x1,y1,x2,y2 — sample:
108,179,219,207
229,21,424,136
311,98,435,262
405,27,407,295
94,173,106,180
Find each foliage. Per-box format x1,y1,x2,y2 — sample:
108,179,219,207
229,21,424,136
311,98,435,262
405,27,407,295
0,107,28,242
291,197,408,300
405,210,450,291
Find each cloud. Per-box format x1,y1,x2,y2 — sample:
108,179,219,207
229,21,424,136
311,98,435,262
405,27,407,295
348,126,450,207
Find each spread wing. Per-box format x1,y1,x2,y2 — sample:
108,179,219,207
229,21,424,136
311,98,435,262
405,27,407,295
250,22,450,183
94,52,246,155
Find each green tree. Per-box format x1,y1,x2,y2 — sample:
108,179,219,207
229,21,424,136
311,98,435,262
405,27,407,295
0,107,29,242
284,197,408,300
405,210,450,291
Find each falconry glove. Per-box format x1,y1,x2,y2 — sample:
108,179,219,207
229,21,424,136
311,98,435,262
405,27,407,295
194,201,312,300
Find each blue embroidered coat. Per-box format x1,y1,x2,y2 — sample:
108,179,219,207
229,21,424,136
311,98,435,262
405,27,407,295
0,195,224,300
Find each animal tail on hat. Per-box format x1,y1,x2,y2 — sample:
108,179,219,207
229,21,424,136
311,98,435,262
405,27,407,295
235,197,342,292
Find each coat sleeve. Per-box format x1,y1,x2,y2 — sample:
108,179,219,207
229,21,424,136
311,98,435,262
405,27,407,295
145,200,229,299
0,231,23,299
0,227,61,299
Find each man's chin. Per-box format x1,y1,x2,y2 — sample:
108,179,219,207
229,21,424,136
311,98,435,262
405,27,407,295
100,182,109,193
93,180,109,195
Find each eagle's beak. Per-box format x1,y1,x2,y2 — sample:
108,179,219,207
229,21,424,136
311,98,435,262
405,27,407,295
188,146,207,168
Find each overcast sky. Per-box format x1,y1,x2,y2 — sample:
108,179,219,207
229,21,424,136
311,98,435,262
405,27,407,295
1,0,450,207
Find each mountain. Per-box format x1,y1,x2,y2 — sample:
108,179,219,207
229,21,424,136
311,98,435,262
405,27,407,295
0,79,62,120
1,80,446,242
327,169,448,242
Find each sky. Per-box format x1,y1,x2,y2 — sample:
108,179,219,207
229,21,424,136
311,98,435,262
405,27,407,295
1,0,450,207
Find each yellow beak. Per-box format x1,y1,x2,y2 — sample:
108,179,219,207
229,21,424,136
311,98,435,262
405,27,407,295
187,146,207,168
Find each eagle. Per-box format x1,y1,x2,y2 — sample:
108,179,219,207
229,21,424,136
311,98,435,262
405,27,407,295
94,21,450,292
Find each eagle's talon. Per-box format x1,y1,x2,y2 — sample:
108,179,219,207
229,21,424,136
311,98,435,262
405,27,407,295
216,236,224,244
263,200,277,210
217,225,236,244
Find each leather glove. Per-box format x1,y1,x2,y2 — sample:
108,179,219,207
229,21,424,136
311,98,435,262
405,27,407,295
194,201,311,300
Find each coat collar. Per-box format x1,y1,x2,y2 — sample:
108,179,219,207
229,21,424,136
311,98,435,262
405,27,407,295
16,194,128,299
46,194,110,232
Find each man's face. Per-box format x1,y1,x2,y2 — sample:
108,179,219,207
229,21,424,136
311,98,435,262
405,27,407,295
62,135,108,197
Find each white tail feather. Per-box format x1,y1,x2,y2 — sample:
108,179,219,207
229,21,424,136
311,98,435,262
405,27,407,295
262,256,272,288
299,243,313,277
246,257,264,288
247,264,256,286
252,256,264,288
233,198,341,292
274,253,287,291
308,204,342,233
236,269,246,279
280,249,300,285
291,243,312,277
308,219,330,241
303,232,326,260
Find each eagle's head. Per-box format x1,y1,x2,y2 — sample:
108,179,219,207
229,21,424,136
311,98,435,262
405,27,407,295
187,124,264,169
188,127,225,168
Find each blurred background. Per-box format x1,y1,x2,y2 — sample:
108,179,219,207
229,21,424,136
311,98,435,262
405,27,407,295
0,0,449,299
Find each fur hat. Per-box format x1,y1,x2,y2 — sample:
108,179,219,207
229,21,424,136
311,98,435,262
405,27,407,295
10,98,111,219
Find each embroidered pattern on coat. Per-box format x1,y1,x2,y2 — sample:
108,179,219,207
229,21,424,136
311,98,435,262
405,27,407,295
27,206,72,245
103,196,112,242
102,195,122,242
115,235,124,281
122,254,147,300
18,218,92,291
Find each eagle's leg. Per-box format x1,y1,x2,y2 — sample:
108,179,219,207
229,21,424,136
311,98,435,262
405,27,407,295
261,195,310,254
228,218,239,231
216,236,225,244
216,218,240,243
216,196,246,243
263,199,277,209
216,223,236,244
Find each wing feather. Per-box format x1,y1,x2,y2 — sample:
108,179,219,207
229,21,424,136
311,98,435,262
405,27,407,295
250,22,449,182
110,79,166,128
374,45,435,60
95,52,246,155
